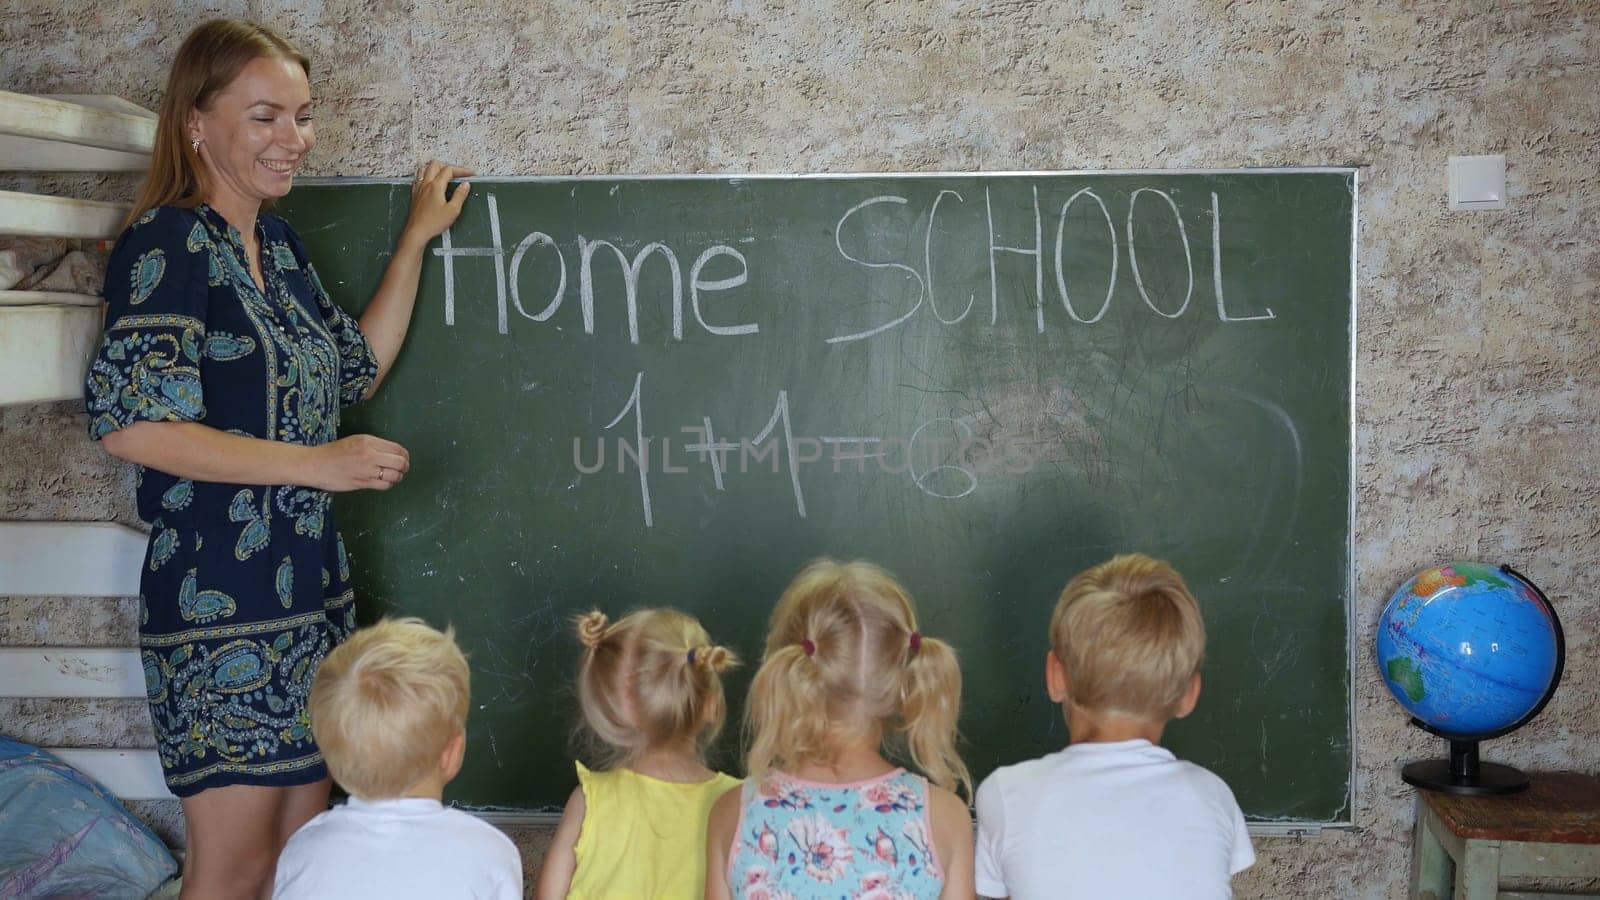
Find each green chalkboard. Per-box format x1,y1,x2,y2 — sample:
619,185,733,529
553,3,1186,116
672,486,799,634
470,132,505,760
278,170,1355,822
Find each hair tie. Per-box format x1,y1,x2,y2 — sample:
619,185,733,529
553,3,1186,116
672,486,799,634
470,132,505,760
909,631,922,653
686,648,697,666
801,638,816,657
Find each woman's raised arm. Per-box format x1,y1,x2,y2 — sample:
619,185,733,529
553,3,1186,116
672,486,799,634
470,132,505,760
357,160,473,397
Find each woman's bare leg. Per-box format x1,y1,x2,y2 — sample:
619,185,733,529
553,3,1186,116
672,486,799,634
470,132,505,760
275,776,332,852
178,784,284,900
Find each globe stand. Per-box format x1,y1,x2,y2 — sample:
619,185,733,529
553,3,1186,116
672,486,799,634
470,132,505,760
1402,738,1528,796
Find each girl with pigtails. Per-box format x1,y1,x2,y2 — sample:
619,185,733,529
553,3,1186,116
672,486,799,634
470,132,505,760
536,608,742,900
706,559,976,900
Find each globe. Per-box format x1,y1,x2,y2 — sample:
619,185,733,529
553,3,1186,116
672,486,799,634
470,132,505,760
1377,561,1564,794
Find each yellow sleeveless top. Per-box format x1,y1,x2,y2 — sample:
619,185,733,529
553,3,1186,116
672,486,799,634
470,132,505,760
568,761,742,899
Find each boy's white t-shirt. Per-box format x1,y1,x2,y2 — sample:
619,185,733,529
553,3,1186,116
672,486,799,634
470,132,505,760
272,796,522,900
975,739,1254,900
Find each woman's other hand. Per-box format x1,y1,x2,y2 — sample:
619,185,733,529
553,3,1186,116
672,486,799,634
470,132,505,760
311,433,411,492
401,160,473,245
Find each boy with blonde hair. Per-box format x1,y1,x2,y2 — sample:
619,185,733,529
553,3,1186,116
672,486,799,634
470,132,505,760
273,618,522,899
975,554,1254,900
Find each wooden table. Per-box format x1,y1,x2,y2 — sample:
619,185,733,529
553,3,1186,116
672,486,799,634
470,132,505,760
1411,773,1600,899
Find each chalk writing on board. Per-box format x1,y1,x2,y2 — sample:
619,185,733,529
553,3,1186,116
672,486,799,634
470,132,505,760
908,417,979,500
925,190,976,324
823,185,1278,341
829,195,927,343
568,376,1310,530
600,371,651,527
591,374,812,524
426,184,1289,527
433,193,755,342
431,186,1278,343
573,372,1050,527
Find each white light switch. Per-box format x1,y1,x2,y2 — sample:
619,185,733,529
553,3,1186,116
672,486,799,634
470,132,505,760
1448,155,1506,211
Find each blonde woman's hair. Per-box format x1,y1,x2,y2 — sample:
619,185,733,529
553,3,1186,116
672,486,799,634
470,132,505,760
744,559,970,798
1050,553,1206,721
574,607,738,769
126,18,310,228
309,617,470,800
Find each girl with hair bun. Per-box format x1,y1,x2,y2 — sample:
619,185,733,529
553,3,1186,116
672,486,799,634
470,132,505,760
706,559,975,900
536,608,741,899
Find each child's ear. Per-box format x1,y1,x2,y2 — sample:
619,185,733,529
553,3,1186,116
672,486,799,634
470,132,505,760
1173,672,1203,719
1045,650,1069,704
441,729,467,781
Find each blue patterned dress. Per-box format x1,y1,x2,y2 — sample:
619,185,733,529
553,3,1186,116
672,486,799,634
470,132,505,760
84,203,378,797
726,769,946,900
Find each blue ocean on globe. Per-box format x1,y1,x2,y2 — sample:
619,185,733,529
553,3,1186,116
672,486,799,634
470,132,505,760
1376,562,1560,737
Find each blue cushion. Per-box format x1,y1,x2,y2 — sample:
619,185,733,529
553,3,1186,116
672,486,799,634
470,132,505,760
0,737,177,898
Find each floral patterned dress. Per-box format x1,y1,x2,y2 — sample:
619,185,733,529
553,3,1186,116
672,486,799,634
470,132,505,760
727,769,945,900
84,203,377,797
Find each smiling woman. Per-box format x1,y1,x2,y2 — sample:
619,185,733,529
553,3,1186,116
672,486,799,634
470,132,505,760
190,55,318,229
80,18,471,899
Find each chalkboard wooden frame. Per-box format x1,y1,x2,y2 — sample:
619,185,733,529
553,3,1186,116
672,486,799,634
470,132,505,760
282,168,1359,828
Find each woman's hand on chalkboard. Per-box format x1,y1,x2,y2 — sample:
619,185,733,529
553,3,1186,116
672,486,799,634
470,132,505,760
400,160,474,245
310,434,411,492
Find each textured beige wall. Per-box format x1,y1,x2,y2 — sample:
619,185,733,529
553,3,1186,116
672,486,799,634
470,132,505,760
4,1,1598,896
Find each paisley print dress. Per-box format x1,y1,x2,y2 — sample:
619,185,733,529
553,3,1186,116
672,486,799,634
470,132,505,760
84,203,377,796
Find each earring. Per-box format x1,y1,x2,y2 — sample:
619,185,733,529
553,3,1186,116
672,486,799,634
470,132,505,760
190,138,201,153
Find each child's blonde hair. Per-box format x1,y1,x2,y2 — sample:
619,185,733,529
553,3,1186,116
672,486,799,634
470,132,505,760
309,617,470,800
574,607,738,768
744,559,970,797
1050,553,1206,721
